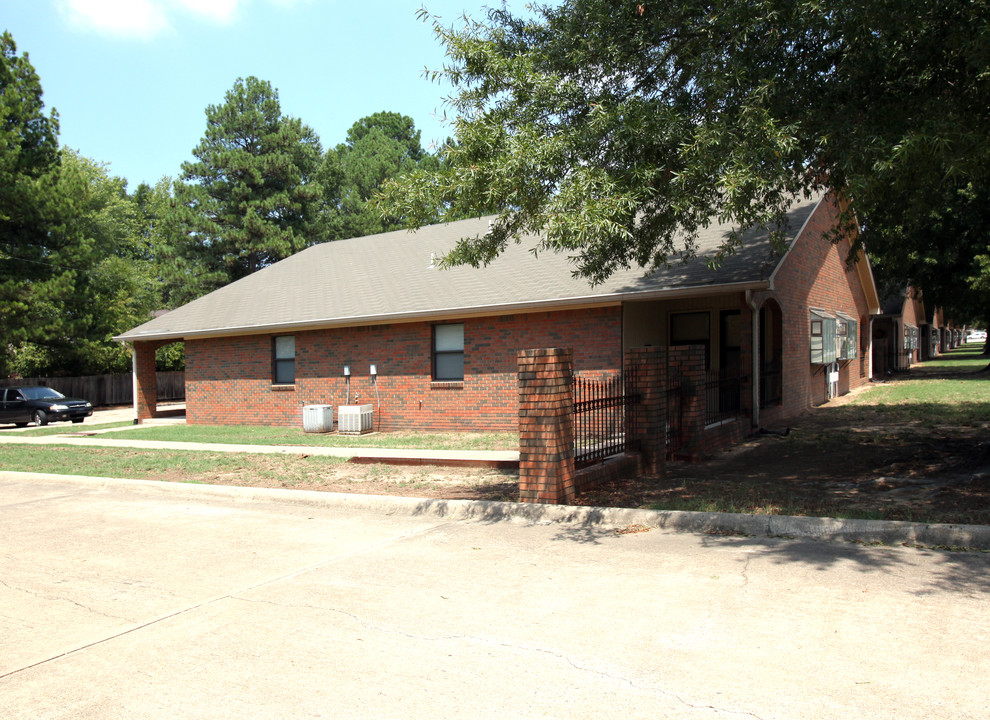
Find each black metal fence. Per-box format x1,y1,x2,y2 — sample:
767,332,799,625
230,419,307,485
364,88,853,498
759,365,782,408
665,372,685,458
572,373,639,468
0,372,185,406
703,370,742,426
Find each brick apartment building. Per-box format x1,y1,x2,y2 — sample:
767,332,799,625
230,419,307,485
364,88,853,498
117,192,880,446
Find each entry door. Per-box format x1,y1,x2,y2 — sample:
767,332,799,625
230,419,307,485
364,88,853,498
719,310,742,377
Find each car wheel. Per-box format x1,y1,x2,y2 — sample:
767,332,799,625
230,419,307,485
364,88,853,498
33,410,48,426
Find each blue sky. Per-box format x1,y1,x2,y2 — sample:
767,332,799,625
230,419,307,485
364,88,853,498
3,0,503,189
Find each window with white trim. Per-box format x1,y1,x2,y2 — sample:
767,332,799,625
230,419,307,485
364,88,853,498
810,309,838,364
433,323,464,381
273,335,295,384
903,325,919,351
836,312,858,360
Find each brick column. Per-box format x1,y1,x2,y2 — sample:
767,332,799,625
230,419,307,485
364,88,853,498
517,348,575,504
626,346,666,476
669,345,707,460
133,341,162,422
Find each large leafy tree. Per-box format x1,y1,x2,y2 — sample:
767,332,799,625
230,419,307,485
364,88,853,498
173,76,324,292
867,180,990,350
9,151,160,376
383,1,989,287
0,31,62,372
325,111,440,239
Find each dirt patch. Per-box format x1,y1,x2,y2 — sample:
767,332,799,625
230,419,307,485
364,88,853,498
158,457,521,504
573,418,990,524
575,372,990,524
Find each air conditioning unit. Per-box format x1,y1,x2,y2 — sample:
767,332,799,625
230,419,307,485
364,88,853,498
338,404,373,434
302,404,334,433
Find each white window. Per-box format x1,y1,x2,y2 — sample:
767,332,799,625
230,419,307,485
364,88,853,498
810,309,837,365
433,324,464,381
903,325,919,351
836,313,858,361
273,335,295,384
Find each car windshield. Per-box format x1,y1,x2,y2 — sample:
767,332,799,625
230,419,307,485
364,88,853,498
20,387,66,400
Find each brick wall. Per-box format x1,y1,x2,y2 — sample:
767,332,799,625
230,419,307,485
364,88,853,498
185,306,622,431
753,197,874,424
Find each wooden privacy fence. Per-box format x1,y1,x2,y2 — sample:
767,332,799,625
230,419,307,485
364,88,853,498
0,372,184,407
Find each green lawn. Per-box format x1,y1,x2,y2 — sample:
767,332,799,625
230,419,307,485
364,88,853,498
0,444,350,484
102,424,518,451
2,344,986,525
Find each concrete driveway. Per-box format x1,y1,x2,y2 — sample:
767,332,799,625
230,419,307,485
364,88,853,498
1,473,988,719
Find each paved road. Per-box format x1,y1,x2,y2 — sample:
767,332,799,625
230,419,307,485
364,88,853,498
1,473,988,719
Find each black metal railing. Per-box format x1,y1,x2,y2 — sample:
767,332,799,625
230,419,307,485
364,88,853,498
759,365,782,408
704,370,742,426
572,373,638,468
665,375,684,457
886,349,914,372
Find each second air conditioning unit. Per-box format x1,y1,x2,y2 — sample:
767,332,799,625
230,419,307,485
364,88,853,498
338,404,373,434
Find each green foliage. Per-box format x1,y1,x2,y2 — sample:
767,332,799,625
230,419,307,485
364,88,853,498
867,181,990,333
0,31,62,372
155,341,185,371
172,76,324,294
382,1,990,287
326,111,441,239
7,150,161,376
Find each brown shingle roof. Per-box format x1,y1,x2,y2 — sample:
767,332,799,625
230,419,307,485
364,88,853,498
116,194,822,342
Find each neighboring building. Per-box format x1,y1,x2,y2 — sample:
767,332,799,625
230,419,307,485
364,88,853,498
872,287,926,376
116,192,880,442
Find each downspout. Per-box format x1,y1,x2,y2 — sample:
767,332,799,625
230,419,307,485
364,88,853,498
867,316,874,381
746,290,760,430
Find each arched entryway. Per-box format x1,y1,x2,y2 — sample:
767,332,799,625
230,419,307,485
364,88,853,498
759,300,783,408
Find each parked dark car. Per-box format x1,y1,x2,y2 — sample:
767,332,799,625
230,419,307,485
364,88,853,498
0,386,94,427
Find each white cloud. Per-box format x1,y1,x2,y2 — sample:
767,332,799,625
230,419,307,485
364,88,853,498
57,0,263,39
171,0,240,25
59,0,172,39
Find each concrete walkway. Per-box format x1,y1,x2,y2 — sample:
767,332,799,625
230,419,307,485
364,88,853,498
2,472,988,720
0,433,518,465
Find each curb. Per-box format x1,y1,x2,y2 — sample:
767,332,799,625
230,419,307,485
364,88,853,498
5,471,989,550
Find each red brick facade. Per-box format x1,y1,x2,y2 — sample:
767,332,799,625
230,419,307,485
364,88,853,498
132,198,876,441
752,198,874,424
182,307,623,431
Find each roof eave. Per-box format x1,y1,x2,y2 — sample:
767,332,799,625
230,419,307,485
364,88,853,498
114,279,770,343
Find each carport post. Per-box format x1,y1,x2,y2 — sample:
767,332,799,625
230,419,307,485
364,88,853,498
131,341,162,423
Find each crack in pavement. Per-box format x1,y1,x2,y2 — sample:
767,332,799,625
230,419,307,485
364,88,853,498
226,597,766,719
0,521,447,681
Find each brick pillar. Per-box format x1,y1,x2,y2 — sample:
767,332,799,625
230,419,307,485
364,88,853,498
134,341,161,422
518,348,575,504
626,346,666,476
669,345,707,460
